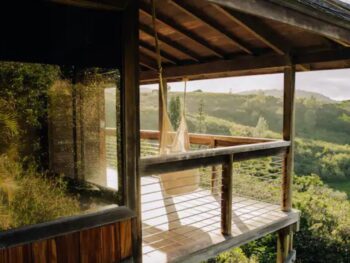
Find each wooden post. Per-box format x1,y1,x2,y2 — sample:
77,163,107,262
121,0,141,262
277,64,296,263
221,154,233,235
282,64,295,211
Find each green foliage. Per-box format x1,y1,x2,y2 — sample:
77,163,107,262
293,175,350,262
196,99,207,133
208,248,258,263
239,175,350,263
169,96,181,130
0,62,60,165
0,155,80,230
10,173,80,227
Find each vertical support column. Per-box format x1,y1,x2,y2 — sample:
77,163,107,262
121,0,141,262
221,154,233,236
277,64,296,263
282,64,295,212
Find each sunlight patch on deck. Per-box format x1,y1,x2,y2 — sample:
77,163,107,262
141,176,289,263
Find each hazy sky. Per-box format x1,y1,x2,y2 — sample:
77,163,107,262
142,69,350,101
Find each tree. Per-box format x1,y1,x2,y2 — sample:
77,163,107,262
196,98,206,133
168,96,181,130
253,116,269,137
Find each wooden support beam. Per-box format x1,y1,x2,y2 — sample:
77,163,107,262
210,5,310,71
140,48,350,83
221,154,233,235
211,5,287,55
121,0,141,262
49,0,128,11
277,65,296,263
139,23,201,62
140,56,157,71
208,0,350,46
140,140,290,175
140,40,178,65
170,0,253,55
282,65,295,212
139,2,225,58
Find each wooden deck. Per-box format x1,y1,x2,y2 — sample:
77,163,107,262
141,176,299,263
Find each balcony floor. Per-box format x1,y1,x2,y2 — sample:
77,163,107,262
141,176,299,263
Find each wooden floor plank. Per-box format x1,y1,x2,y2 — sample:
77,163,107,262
141,176,299,263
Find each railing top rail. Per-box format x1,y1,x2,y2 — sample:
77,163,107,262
140,140,290,175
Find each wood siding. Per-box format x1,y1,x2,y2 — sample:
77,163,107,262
0,219,132,263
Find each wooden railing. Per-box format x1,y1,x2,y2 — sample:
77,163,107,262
138,130,291,236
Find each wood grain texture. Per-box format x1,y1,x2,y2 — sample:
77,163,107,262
0,220,132,263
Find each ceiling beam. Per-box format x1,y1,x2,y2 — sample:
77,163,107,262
139,40,177,65
211,4,287,55
139,53,158,71
208,0,350,46
48,0,127,11
170,0,253,55
210,4,318,71
139,23,200,62
140,48,350,83
139,2,225,58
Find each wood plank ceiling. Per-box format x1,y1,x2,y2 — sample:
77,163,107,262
139,0,350,83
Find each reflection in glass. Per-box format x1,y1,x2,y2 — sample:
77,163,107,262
0,63,121,231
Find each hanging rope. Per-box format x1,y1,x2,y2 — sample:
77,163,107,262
183,77,188,117
151,0,166,107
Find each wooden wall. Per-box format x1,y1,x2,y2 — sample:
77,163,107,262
0,219,132,263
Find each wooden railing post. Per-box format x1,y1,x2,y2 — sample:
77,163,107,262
221,154,233,236
277,64,296,263
211,139,219,196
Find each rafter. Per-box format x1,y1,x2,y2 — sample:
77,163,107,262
139,23,200,62
170,0,253,55
208,0,350,46
139,53,158,71
139,40,177,65
212,4,287,55
211,5,313,71
139,1,225,58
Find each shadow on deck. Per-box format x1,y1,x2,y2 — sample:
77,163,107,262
141,176,299,263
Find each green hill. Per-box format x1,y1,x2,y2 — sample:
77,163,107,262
238,89,336,104
139,91,350,144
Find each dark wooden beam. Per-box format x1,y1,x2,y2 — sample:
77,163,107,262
211,5,311,72
0,205,134,249
170,0,253,55
121,0,141,261
140,140,290,175
282,64,295,212
139,40,177,65
140,48,350,82
139,2,225,58
221,154,233,235
139,53,158,71
49,0,127,11
139,23,201,62
208,0,350,46
212,5,287,55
